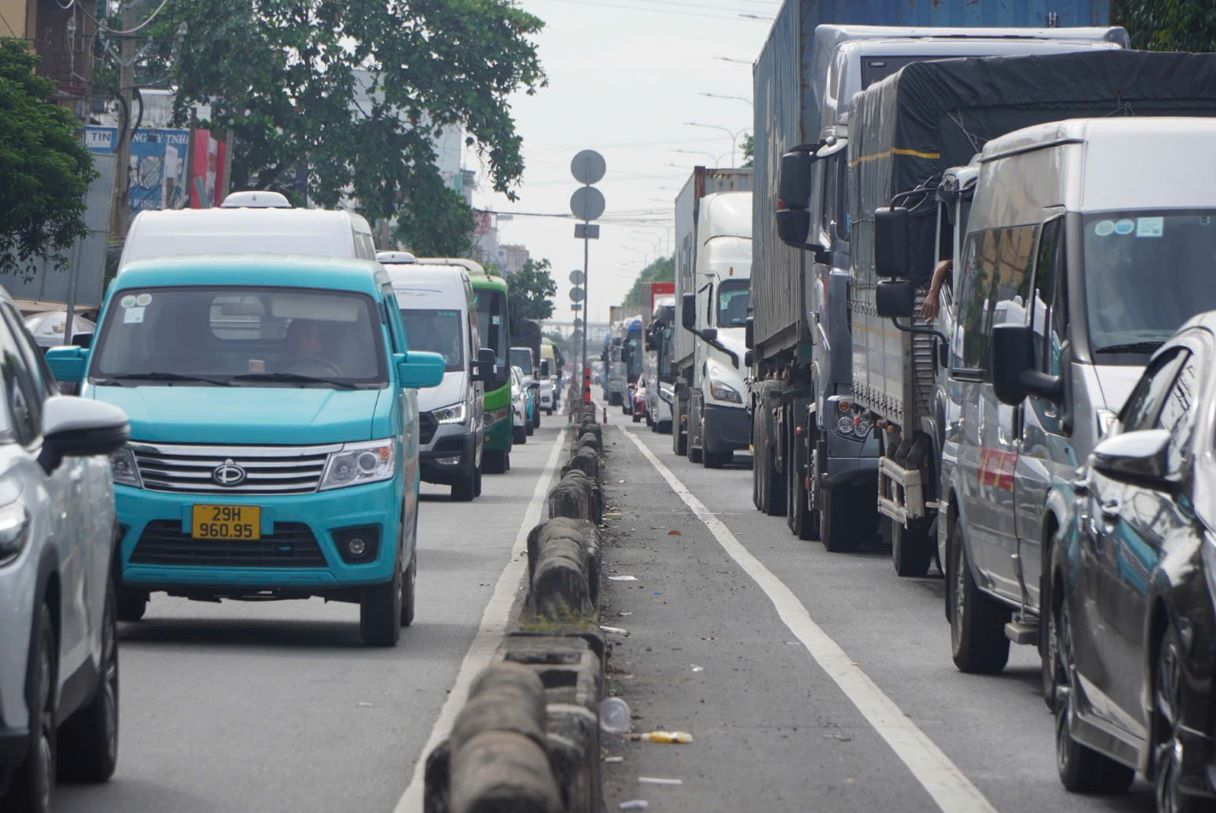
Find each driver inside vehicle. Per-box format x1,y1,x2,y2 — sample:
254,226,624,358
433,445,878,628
283,318,343,376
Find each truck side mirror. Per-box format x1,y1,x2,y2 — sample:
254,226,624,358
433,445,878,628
744,350,754,368
681,293,696,331
776,209,811,249
875,280,915,319
744,316,754,350
779,150,814,209
875,207,910,279
474,347,496,382
992,324,1063,406
700,327,718,343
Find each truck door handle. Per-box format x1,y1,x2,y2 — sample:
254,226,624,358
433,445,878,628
1099,499,1121,523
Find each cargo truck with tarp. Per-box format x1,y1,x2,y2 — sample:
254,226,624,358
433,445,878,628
751,7,1126,551
851,49,1216,596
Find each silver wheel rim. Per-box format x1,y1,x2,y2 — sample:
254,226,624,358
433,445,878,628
1155,638,1184,813
1054,606,1075,775
951,541,966,651
36,635,53,809
102,597,118,757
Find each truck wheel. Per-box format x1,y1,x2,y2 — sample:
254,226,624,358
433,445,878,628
513,425,527,444
687,402,703,463
786,419,817,540
948,516,1011,673
483,449,508,475
632,411,641,424
820,485,873,552
8,604,55,813
1054,601,1134,793
672,400,687,456
360,545,403,647
451,468,476,502
58,582,119,783
116,588,147,622
889,519,933,577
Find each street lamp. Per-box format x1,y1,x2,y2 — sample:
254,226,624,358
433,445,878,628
672,148,731,166
684,122,749,168
699,92,753,108
739,13,770,21
714,56,752,65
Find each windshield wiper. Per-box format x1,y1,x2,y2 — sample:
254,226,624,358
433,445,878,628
103,372,234,387
232,372,357,390
1095,341,1162,354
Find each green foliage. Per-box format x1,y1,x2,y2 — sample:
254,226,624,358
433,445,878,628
508,258,557,321
1115,0,1216,50
0,38,96,274
138,0,546,229
393,178,475,257
621,255,674,309
741,133,754,167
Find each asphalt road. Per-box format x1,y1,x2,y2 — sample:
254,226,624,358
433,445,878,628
601,420,1157,813
55,423,567,813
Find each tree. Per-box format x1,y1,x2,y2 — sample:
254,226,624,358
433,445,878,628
621,256,674,309
508,258,557,321
1116,0,1216,50
741,133,755,167
0,38,96,275
393,178,475,258
133,0,545,230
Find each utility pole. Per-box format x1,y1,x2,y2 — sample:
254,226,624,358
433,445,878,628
570,150,605,405
112,0,137,238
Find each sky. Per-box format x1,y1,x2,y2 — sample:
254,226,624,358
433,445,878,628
467,0,778,326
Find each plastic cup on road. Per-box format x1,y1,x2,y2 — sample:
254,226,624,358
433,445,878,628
600,696,631,734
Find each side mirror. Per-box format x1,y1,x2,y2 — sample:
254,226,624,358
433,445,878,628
397,350,445,389
776,209,812,249
744,316,754,350
1091,429,1173,490
778,150,814,210
875,207,910,279
681,293,696,331
71,332,93,349
38,396,129,474
473,347,496,382
991,323,1063,406
700,327,718,342
744,350,754,368
875,280,915,319
47,346,88,386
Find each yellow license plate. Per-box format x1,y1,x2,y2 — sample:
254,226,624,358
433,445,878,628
191,505,261,540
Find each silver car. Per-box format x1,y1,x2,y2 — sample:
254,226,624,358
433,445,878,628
0,288,129,813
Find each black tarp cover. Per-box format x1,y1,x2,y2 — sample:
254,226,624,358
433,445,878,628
850,50,1216,283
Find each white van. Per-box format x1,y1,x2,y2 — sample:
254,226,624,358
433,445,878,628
118,191,377,270
941,118,1216,676
379,253,488,501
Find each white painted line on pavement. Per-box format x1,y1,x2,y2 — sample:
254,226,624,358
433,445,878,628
395,429,568,813
619,426,998,813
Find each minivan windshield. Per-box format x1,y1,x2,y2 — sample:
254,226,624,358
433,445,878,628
400,308,464,372
511,348,534,375
717,279,750,327
1084,211,1216,354
91,287,387,387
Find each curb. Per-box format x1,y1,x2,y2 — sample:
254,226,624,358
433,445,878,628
425,402,607,813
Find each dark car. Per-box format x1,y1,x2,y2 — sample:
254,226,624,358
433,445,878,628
1050,312,1216,810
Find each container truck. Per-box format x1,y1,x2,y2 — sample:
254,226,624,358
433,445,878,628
855,53,1216,681
672,167,752,468
750,0,1127,548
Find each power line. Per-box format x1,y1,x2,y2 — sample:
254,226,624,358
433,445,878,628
527,0,769,23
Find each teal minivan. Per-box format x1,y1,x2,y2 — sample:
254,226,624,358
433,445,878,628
47,255,445,646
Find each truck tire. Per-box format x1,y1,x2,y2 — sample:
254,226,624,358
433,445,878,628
687,400,703,463
786,413,817,540
58,582,119,783
116,588,147,623
889,519,933,577
761,440,785,517
704,450,731,468
451,468,477,502
820,485,875,553
672,399,687,456
948,515,1011,674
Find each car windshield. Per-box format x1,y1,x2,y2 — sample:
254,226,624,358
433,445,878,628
400,308,464,372
1084,211,1216,353
511,348,534,375
625,333,642,378
90,286,387,387
718,279,750,328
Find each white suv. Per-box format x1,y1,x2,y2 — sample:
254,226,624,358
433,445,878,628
0,290,129,813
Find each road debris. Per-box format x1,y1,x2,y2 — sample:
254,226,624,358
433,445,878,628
634,730,694,744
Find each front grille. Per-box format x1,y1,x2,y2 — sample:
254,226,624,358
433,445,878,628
419,412,438,445
132,442,339,494
131,521,326,568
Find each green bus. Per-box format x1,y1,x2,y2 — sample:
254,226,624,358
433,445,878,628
462,262,513,473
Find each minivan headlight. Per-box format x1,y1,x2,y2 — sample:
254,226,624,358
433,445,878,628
110,446,142,488
320,440,396,490
433,403,466,425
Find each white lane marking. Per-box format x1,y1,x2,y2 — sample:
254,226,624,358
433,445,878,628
395,429,568,813
619,426,998,813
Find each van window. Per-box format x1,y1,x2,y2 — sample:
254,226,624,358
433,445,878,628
954,225,1038,376
1031,218,1064,373
92,287,388,387
400,309,463,371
